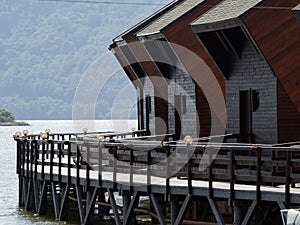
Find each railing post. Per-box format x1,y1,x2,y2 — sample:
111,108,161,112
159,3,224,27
21,140,25,177
256,147,262,203
50,140,54,182
30,140,34,179
33,140,38,180
16,139,21,174
58,141,62,183
86,143,90,190
129,148,133,193
67,142,71,185
165,145,170,201
285,151,291,205
76,144,81,186
26,140,30,179
187,144,192,195
98,142,103,187
113,146,117,190
41,141,45,180
208,149,213,199
146,149,151,194
230,150,235,206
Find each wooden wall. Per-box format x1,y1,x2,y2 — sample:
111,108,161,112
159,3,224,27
243,0,300,115
163,0,226,136
277,82,300,143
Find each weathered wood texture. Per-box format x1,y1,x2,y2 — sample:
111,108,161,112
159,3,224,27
277,82,300,143
243,0,300,114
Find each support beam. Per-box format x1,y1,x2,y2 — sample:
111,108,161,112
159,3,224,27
58,184,69,221
108,189,121,225
122,190,131,216
33,180,39,212
83,188,98,225
18,176,24,207
233,202,242,225
174,195,192,225
75,185,85,224
150,194,166,225
25,179,34,211
51,182,60,220
277,201,286,210
207,198,225,225
123,191,140,225
241,201,257,225
37,180,48,215
171,196,179,225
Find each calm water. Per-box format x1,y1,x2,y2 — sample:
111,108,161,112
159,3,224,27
0,120,137,225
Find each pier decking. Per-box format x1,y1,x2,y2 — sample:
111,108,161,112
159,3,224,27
15,131,300,224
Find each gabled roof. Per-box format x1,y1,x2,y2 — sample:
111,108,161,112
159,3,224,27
191,0,262,33
137,0,205,37
112,0,180,43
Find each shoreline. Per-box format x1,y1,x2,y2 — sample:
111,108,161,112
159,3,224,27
0,121,30,126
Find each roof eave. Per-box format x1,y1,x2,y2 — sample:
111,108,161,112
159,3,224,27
191,18,243,33
136,32,165,41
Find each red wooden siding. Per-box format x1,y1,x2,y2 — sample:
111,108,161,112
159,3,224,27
277,82,300,143
163,0,226,133
113,46,143,90
243,0,300,114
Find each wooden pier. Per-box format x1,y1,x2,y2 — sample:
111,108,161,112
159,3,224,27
14,131,300,224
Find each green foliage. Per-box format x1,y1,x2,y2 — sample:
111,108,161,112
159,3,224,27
0,109,16,123
0,0,170,120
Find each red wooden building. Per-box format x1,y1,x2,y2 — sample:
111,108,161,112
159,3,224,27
110,0,300,144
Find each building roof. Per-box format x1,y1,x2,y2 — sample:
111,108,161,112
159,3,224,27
293,4,300,10
293,4,300,23
191,0,262,32
137,0,205,37
112,0,179,43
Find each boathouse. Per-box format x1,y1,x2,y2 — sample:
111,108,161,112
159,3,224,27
14,1,300,225
111,0,300,145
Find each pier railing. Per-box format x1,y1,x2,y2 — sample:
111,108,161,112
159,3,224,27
15,132,300,205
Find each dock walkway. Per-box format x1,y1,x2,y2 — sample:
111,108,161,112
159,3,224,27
15,131,300,225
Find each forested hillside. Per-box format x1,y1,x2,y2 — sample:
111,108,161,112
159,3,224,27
0,0,170,119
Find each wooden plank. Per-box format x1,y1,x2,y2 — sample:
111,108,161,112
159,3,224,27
150,194,166,225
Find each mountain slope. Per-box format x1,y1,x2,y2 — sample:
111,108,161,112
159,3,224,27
0,0,170,119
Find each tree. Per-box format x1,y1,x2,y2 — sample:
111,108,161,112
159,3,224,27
0,109,16,123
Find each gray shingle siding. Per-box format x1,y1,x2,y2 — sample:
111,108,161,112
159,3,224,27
143,76,155,134
168,68,198,139
142,67,198,139
226,42,277,144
